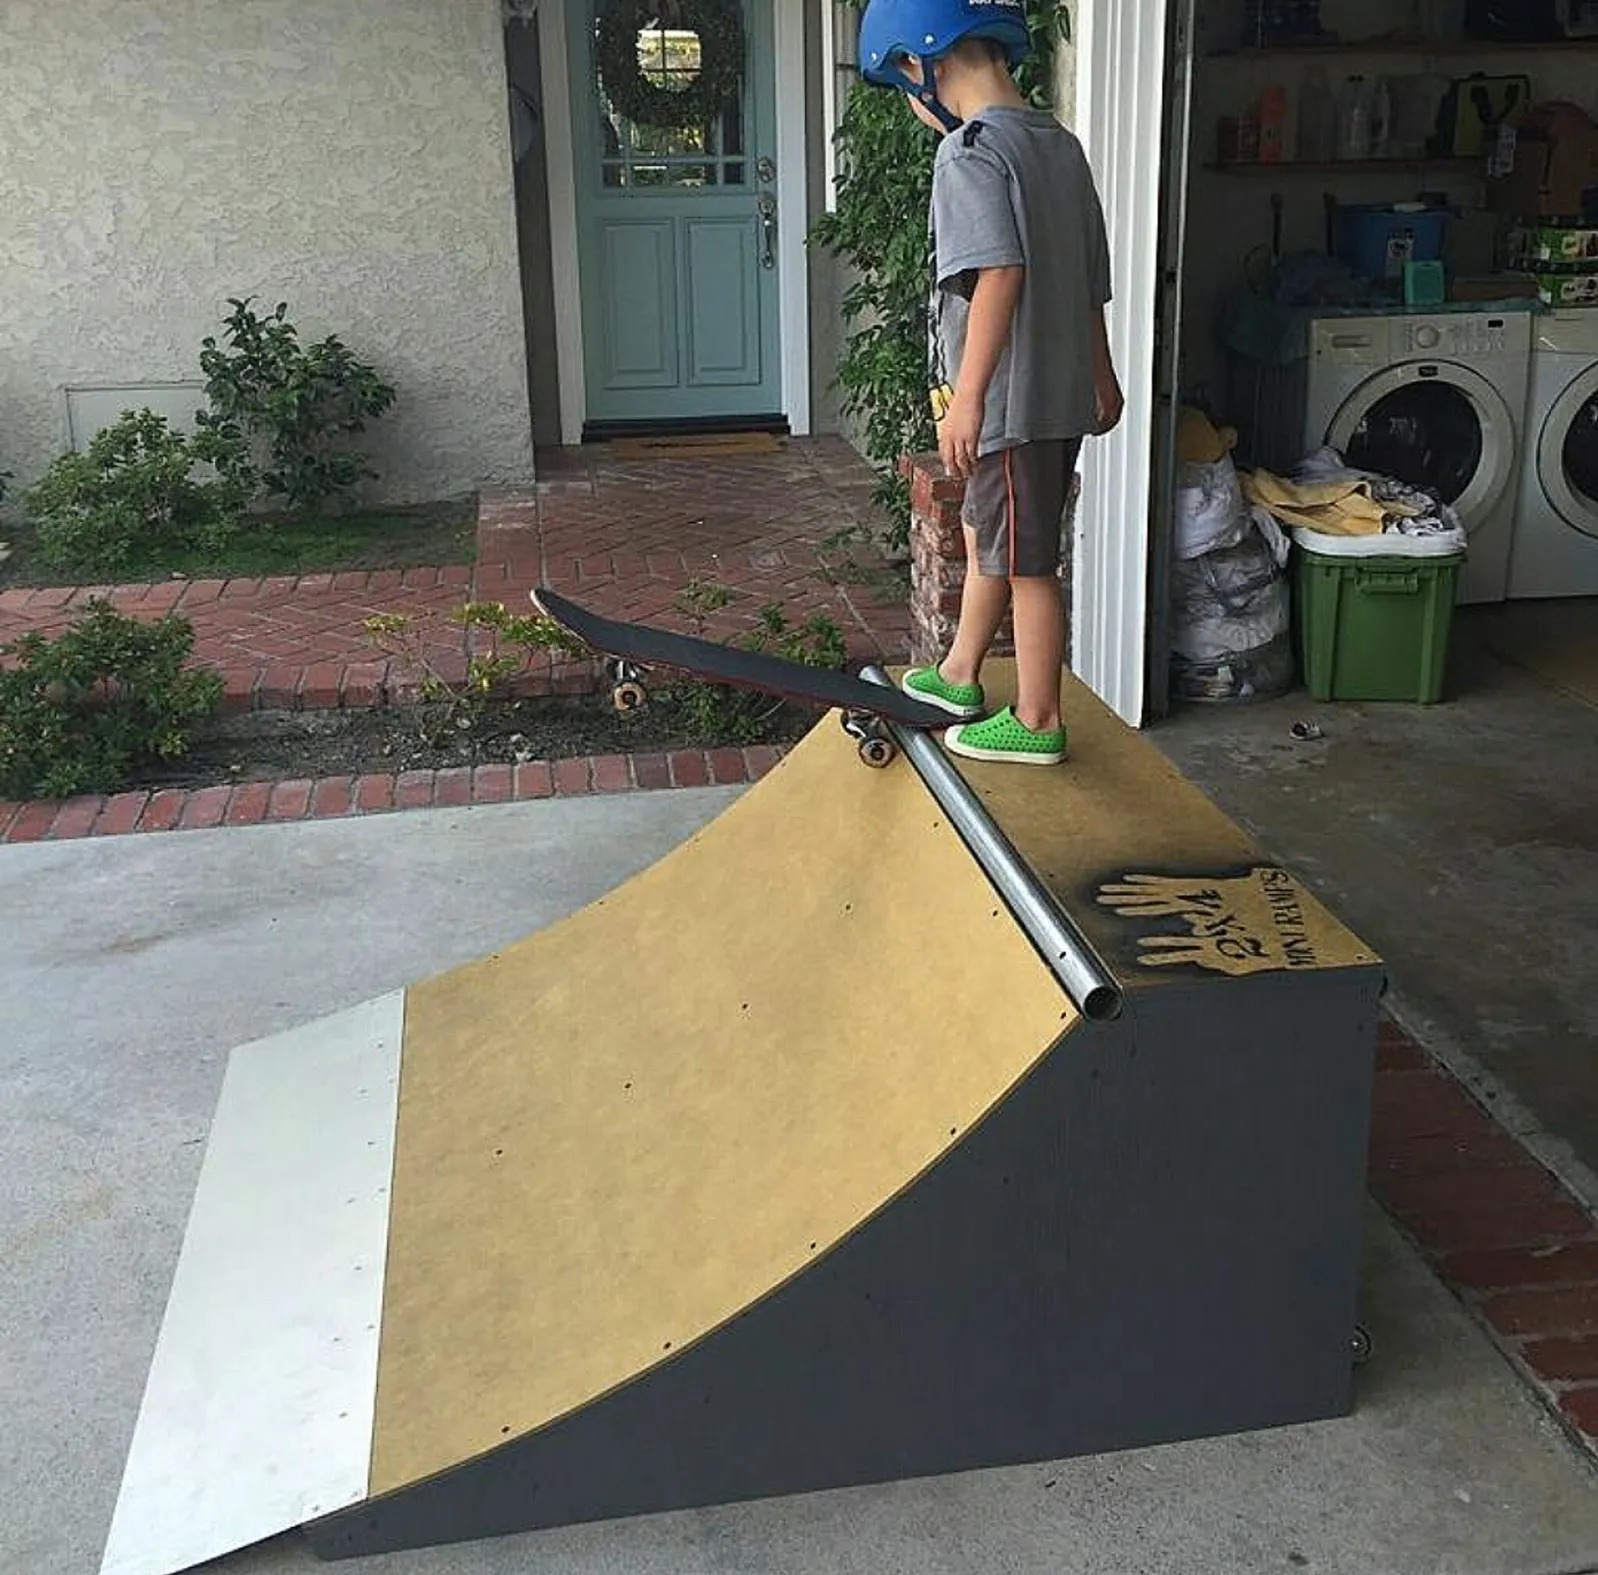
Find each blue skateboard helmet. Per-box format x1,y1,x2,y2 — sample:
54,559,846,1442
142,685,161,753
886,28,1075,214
858,0,1031,128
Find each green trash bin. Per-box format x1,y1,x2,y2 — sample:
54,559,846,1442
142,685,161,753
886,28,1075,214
1293,545,1464,704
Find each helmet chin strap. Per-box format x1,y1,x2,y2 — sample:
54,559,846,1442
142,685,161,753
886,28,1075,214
885,55,962,130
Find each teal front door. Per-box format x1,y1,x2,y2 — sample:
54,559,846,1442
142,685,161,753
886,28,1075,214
568,0,783,433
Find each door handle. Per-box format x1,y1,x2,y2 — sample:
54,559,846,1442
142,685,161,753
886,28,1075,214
757,193,777,269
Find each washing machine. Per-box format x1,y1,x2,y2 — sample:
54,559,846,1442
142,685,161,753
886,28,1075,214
1236,310,1533,603
1508,310,1598,598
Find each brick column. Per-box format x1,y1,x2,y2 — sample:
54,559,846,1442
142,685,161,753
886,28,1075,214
901,452,976,666
901,453,1080,666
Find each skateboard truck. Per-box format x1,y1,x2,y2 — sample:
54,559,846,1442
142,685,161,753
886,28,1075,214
608,659,649,713
841,709,897,769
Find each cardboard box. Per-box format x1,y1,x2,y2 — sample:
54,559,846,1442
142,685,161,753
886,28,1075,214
1508,223,1598,266
1487,103,1598,218
1528,270,1598,307
1447,273,1542,302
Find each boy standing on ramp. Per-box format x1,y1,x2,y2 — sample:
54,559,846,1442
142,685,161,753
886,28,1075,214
859,0,1123,765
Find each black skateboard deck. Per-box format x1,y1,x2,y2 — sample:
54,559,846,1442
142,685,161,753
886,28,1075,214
532,586,951,766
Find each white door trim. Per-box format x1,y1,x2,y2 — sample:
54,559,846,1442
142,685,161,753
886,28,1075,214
539,0,809,446
1071,0,1168,727
539,0,587,447
774,0,812,435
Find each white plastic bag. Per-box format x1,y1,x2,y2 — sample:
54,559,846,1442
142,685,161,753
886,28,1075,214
1174,458,1249,560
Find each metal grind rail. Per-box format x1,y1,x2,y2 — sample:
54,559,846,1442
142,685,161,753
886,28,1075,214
859,666,1124,1023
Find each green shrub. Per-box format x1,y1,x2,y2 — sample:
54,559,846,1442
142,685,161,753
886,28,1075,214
364,600,588,747
197,297,396,514
671,583,847,742
23,410,241,575
0,600,223,799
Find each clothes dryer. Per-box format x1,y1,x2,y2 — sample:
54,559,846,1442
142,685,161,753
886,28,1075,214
1508,309,1598,599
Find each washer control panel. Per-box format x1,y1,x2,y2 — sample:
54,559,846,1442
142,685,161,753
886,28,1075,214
1401,317,1510,358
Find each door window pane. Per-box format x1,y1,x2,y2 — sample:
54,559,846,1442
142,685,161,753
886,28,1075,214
636,22,702,90
593,3,747,189
1563,391,1598,510
1344,383,1482,505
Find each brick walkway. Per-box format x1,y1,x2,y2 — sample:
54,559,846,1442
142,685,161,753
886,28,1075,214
0,436,911,710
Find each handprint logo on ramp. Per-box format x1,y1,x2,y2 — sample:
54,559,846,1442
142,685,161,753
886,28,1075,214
1095,868,1321,977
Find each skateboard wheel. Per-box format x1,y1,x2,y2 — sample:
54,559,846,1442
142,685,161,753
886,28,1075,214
1350,1324,1371,1365
613,681,648,713
858,737,896,769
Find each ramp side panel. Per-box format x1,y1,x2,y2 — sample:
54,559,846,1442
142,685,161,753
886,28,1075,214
955,662,1380,984
311,963,1381,1560
99,994,403,1575
371,720,1075,1494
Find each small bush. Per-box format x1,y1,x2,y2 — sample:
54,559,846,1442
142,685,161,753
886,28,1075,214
671,584,847,742
23,410,241,576
364,600,587,747
0,600,223,798
197,297,396,514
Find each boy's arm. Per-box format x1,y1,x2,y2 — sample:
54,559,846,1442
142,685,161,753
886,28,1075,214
939,264,1024,479
1090,306,1124,435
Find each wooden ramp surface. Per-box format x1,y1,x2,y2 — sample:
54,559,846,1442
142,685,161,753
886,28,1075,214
371,717,1074,1493
962,663,1378,986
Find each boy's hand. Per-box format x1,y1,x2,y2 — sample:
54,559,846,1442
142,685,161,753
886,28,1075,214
1093,364,1125,435
938,392,982,479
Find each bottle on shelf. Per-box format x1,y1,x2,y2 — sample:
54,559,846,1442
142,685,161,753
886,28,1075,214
1298,66,1338,163
1259,84,1287,163
1371,77,1392,159
1338,74,1375,162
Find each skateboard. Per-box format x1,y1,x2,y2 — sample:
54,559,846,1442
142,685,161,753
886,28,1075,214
531,585,953,767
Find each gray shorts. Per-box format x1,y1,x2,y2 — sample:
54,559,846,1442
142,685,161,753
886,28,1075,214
962,438,1083,578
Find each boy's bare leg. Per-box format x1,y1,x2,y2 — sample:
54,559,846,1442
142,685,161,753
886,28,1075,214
939,527,1010,688
1010,574,1065,733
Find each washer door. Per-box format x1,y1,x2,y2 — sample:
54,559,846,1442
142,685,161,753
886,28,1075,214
1325,360,1516,531
1537,364,1598,540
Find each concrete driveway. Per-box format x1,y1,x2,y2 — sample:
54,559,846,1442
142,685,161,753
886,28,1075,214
4,793,1598,1575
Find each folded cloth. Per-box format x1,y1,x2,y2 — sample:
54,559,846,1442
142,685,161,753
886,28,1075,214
1239,467,1410,536
1290,446,1468,542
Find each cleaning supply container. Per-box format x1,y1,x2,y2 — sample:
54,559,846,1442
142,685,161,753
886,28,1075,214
1332,203,1451,284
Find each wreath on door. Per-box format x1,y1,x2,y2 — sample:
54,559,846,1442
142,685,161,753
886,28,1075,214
595,0,745,129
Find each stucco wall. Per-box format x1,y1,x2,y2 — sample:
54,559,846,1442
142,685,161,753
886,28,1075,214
0,0,534,508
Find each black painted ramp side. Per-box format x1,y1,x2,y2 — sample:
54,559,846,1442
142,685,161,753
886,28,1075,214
308,961,1380,1561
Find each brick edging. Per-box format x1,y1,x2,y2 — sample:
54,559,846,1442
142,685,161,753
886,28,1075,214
1370,1020,1598,1459
0,745,788,845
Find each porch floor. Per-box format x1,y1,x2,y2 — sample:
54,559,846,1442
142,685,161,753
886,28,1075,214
0,437,912,708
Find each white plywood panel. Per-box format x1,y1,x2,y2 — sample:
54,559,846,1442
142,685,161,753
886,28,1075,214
100,993,404,1575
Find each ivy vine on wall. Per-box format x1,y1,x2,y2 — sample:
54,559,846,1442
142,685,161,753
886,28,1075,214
810,2,1072,549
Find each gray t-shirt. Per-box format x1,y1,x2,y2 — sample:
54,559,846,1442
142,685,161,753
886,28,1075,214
928,106,1112,453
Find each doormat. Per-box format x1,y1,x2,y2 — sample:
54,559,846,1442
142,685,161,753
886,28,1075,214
1480,600,1598,708
610,432,782,459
